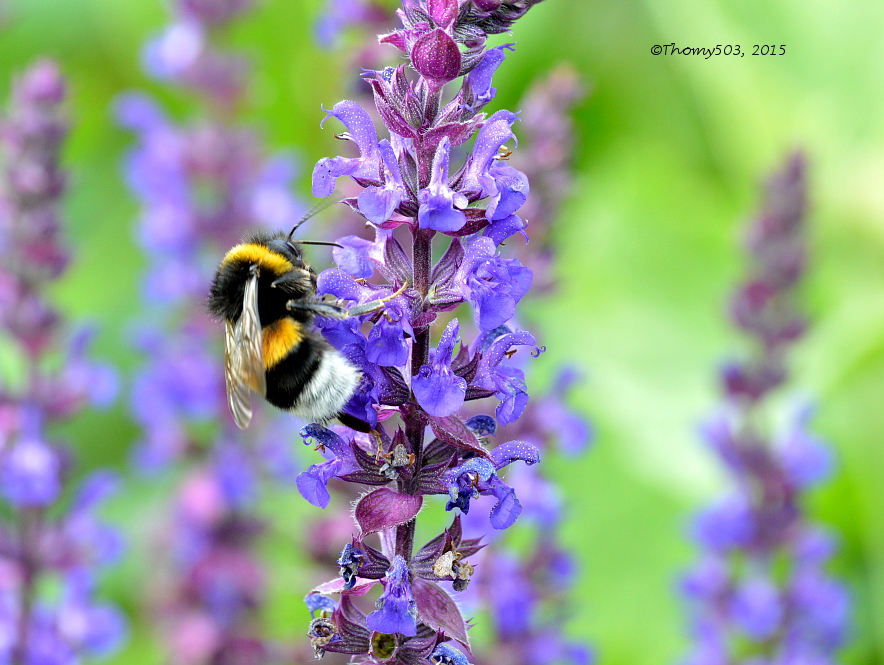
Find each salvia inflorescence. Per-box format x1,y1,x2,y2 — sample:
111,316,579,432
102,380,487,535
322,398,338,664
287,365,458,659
276,0,553,662
118,0,307,661
683,153,850,665
0,59,126,665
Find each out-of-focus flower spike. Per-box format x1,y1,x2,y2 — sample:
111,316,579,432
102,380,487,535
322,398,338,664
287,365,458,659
683,153,849,663
0,59,127,663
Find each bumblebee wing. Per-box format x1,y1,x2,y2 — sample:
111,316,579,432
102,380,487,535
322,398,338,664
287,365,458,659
225,319,253,429
241,271,267,398
223,272,266,430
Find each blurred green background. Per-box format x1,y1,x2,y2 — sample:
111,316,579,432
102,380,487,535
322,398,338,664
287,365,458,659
1,0,883,663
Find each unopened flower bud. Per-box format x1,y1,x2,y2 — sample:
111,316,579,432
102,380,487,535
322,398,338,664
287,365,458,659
472,0,501,11
410,29,462,85
428,0,460,27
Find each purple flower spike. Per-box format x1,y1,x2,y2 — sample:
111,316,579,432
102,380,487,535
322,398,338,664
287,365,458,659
313,100,381,197
418,137,468,232
684,154,848,664
366,555,417,636
413,319,467,416
458,236,532,331
357,140,407,224
410,29,462,85
468,43,516,106
297,3,576,660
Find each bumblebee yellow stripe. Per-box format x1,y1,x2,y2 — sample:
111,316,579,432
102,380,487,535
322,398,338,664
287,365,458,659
222,243,293,276
262,318,303,370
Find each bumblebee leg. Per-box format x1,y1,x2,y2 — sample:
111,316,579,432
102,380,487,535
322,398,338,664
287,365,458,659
345,281,409,318
286,300,351,319
286,281,409,320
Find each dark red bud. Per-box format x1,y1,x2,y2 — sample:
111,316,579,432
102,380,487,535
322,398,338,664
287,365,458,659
410,28,462,84
428,0,460,27
473,0,502,11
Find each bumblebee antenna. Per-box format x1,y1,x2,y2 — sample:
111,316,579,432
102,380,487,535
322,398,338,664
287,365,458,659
287,192,339,241
293,239,344,248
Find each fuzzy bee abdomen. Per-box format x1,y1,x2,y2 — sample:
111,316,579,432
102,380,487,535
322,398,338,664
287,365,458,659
261,318,304,370
264,334,360,424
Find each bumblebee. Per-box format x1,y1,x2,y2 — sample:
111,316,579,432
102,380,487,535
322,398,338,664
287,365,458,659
208,230,404,429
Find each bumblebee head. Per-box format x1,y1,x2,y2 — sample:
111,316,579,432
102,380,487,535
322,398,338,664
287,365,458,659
265,236,304,266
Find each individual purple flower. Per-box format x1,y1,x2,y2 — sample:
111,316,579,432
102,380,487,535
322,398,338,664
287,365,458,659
473,327,540,425
461,110,520,197
691,497,754,553
484,161,530,221
413,319,467,417
468,44,516,107
337,543,366,591
305,592,338,618
333,235,377,278
418,137,468,232
365,298,412,367
312,101,381,197
357,139,408,225
483,213,528,246
446,441,538,530
296,425,360,509
431,643,472,665
366,555,417,636
778,409,833,489
457,236,532,331
56,571,128,657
